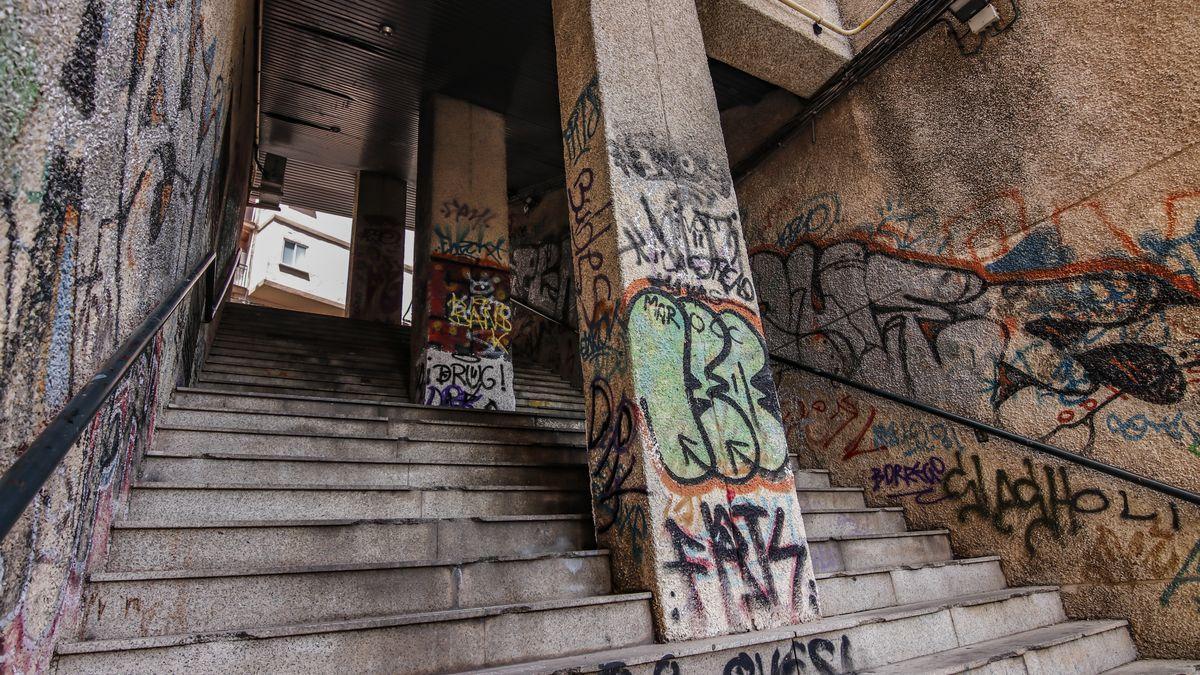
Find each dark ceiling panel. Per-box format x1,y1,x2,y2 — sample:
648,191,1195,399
257,0,780,214
251,155,358,218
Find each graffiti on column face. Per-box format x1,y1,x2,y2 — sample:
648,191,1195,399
511,235,571,319
563,74,601,165
588,377,649,559
427,261,511,358
613,135,755,303
665,499,816,621
433,198,507,266
628,288,788,485
942,452,1180,554
349,216,405,323
752,194,1200,453
419,350,512,410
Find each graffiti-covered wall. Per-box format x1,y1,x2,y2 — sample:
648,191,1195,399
0,0,256,669
729,0,1200,657
508,188,581,386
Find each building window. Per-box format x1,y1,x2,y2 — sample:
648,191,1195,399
281,239,307,267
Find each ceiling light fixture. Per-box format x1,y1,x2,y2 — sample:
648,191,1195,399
377,23,394,37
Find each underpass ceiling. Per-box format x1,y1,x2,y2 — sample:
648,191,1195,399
259,0,779,215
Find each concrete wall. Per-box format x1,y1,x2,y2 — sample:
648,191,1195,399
509,188,582,385
245,208,351,314
726,0,1200,657
0,0,256,669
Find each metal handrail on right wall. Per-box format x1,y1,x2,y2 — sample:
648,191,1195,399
769,352,1200,508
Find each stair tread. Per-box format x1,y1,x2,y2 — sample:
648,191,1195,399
89,549,609,582
146,449,585,468
814,555,1001,580
133,481,577,492
54,592,654,655
807,528,950,543
165,403,390,423
464,586,1064,674
858,619,1132,674
112,513,591,529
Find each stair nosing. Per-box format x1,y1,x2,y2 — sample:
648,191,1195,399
112,513,591,529
89,549,610,582
131,481,579,492
806,528,951,543
53,592,655,656
144,450,585,468
814,555,1002,580
856,619,1132,675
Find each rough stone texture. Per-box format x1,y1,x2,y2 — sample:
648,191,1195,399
726,0,1200,657
0,0,256,670
508,188,583,386
348,171,407,325
696,0,852,97
411,95,515,411
552,0,818,641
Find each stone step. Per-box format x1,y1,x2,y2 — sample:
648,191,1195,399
220,311,412,338
212,332,405,358
197,372,407,399
125,483,587,522
793,467,831,488
817,556,1006,616
170,388,585,428
217,323,408,346
795,487,866,510
204,354,411,385
801,507,906,537
79,550,612,640
52,593,655,674
204,361,410,388
139,451,585,488
810,530,953,573
190,379,411,403
161,406,392,438
207,343,406,370
467,586,1068,674
199,369,406,396
222,303,409,330
105,515,595,572
514,389,582,404
153,428,585,464
1102,661,1200,673
859,619,1136,674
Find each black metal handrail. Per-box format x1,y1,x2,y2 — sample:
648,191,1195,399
770,353,1200,508
509,295,575,332
0,252,217,540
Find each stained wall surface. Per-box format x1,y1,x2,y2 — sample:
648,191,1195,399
508,188,581,385
727,0,1200,657
0,0,256,669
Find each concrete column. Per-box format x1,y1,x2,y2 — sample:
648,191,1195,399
348,172,407,324
552,0,819,641
410,95,515,410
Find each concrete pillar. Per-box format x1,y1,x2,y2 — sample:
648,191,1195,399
410,95,515,410
348,172,407,324
552,0,819,641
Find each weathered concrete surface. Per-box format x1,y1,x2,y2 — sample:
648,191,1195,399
411,95,515,411
348,171,408,324
696,0,852,97
553,0,818,641
0,0,256,669
508,188,584,387
727,0,1200,655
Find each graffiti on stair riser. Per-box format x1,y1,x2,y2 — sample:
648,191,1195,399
942,452,1181,554
418,350,513,410
595,635,853,674
664,499,817,624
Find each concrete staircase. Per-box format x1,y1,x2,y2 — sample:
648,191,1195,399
51,306,1193,673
